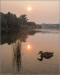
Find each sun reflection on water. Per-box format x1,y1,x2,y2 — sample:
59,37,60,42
27,44,31,49
25,43,32,50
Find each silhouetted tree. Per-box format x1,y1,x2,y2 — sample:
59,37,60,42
0,12,41,44
5,12,19,33
18,14,28,25
1,12,7,33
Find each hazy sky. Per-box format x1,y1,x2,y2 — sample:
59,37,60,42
0,0,60,24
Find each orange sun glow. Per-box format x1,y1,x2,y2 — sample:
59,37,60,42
27,6,32,12
27,44,31,49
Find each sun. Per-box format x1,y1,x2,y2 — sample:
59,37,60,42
27,44,31,49
27,6,32,12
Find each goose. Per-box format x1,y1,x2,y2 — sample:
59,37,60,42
37,51,54,61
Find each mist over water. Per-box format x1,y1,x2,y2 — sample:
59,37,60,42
0,30,60,74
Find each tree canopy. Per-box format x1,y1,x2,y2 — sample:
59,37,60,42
0,12,41,44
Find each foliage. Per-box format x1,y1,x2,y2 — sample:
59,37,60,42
0,12,41,44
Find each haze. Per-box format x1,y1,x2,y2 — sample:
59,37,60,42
0,0,59,24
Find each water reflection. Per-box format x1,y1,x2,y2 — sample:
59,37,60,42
37,51,54,61
0,29,59,73
13,40,21,72
1,28,38,73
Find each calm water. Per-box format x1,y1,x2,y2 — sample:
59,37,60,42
0,30,60,74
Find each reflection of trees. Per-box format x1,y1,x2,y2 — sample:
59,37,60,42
13,40,21,72
0,12,41,73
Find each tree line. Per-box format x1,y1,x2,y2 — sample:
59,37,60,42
0,12,41,44
0,12,41,34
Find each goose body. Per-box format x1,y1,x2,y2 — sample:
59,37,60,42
43,52,53,59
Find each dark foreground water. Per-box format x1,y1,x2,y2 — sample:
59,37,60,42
0,30,60,74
